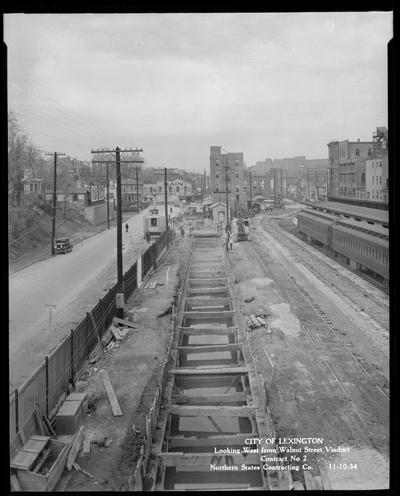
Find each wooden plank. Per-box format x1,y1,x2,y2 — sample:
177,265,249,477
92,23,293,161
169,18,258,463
32,447,52,473
66,426,84,470
169,405,254,417
190,305,226,310
88,312,105,359
169,366,252,375
179,328,237,336
10,474,22,491
113,317,137,329
100,370,123,416
159,452,261,467
172,392,247,405
82,436,91,456
312,475,323,490
303,470,315,490
10,450,40,471
318,465,332,490
73,462,93,478
168,434,251,448
34,406,45,436
18,430,27,445
54,469,74,491
110,325,122,341
183,310,234,318
175,343,242,353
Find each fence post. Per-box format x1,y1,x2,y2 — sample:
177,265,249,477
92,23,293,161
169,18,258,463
45,356,49,418
15,389,19,433
70,330,75,387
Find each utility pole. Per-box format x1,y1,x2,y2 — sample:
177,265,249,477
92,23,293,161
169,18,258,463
315,170,319,201
135,166,140,214
106,162,110,229
164,167,169,247
273,168,276,208
249,171,253,211
115,147,123,294
280,168,283,208
91,147,143,309
224,164,230,231
46,152,65,255
306,168,310,201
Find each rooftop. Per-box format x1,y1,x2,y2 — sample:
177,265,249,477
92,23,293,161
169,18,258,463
304,200,388,226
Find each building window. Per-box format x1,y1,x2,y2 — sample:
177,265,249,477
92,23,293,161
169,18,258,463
355,148,360,156
361,173,365,184
380,176,382,184
368,149,372,156
215,186,219,192
235,174,239,179
216,174,219,178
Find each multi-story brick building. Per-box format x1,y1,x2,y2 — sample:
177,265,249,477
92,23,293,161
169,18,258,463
143,179,192,204
362,127,388,203
209,146,247,216
121,178,144,208
327,138,373,200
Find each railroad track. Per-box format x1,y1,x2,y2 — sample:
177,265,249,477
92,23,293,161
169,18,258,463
263,217,389,317
257,218,389,341
247,237,389,455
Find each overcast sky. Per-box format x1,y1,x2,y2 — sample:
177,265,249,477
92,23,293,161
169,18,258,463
5,13,392,172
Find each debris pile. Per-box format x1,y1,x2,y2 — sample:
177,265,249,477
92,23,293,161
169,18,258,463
246,313,270,331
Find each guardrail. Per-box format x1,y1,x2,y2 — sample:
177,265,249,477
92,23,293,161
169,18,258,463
9,230,169,458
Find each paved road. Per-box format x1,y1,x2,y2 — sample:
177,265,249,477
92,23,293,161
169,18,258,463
9,209,149,359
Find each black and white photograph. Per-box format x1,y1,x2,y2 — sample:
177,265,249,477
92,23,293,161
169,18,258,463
6,11,392,491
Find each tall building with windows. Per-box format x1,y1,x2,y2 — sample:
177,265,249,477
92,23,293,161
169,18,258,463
363,127,388,203
209,146,247,216
327,138,373,200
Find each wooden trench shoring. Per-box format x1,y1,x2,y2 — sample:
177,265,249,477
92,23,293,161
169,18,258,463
133,231,294,491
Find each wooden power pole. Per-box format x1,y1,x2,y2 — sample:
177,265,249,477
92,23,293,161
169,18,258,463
91,147,143,305
45,152,65,255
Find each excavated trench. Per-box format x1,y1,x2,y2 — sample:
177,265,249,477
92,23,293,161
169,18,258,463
145,230,293,491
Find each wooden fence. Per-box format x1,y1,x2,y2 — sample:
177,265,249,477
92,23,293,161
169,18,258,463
9,231,169,459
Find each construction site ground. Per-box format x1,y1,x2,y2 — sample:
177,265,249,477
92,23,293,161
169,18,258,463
227,210,389,490
58,236,190,491
17,212,389,491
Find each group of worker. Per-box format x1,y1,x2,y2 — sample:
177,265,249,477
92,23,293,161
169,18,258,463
180,225,194,240
125,223,152,244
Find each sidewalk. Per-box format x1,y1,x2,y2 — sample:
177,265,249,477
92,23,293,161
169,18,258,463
9,212,133,275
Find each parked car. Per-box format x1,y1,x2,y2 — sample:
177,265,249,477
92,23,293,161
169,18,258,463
56,238,73,254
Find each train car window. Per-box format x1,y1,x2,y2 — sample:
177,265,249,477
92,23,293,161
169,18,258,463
151,218,157,226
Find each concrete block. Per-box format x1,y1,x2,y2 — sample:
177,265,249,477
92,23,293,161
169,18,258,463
55,400,83,435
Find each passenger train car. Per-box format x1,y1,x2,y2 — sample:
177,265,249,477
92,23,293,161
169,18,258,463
297,209,389,284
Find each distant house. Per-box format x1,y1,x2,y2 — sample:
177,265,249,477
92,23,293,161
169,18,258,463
210,202,227,223
40,187,89,205
22,177,43,194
